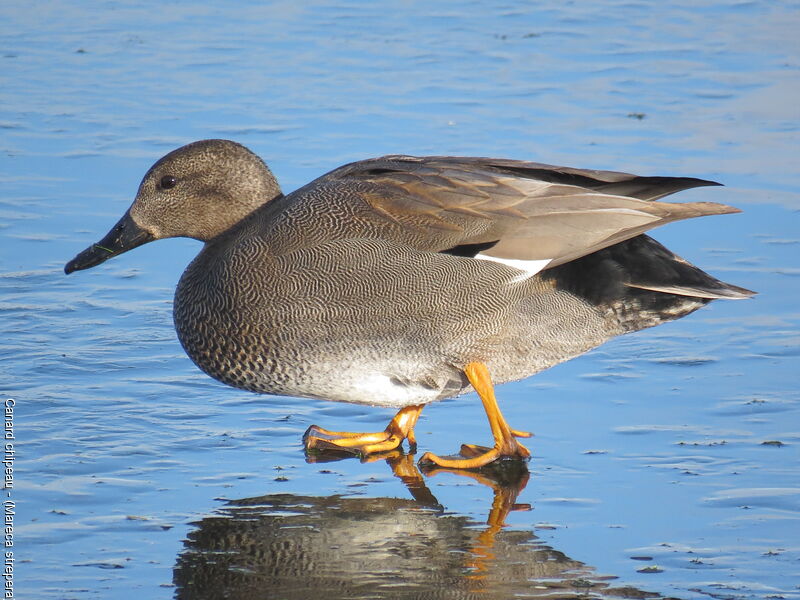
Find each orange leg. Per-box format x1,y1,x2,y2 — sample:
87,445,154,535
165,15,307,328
304,404,423,456
419,362,531,469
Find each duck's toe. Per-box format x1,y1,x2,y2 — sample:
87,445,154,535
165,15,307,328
418,437,530,470
303,404,424,458
304,426,404,456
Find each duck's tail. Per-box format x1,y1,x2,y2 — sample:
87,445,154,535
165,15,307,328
541,234,755,333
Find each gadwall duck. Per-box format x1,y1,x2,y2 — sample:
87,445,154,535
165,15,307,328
65,140,753,468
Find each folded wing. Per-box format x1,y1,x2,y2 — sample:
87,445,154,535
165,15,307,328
313,155,736,269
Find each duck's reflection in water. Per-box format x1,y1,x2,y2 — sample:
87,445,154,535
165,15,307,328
174,455,658,599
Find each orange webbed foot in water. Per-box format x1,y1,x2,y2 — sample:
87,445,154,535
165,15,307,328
419,362,531,469
304,404,423,456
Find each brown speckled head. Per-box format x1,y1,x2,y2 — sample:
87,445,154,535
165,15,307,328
130,139,282,242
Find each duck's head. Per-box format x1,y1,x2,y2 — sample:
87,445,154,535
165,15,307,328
64,139,281,274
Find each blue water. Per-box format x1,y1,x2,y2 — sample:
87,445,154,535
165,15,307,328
2,1,799,598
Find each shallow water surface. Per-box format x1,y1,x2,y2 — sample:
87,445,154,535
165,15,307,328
2,1,799,599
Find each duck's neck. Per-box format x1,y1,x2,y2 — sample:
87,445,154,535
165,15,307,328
200,192,287,245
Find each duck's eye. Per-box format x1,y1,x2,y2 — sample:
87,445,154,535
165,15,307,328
159,175,177,190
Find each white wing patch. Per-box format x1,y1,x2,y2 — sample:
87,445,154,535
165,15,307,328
475,254,552,283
